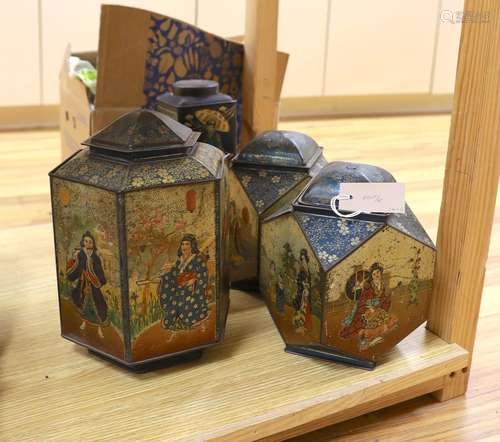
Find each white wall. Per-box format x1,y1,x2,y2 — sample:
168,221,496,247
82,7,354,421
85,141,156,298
432,0,464,94
1,0,463,108
326,0,439,95
0,0,40,106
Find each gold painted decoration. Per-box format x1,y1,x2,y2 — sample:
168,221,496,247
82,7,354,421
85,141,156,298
50,109,229,369
51,178,124,359
157,79,238,154
259,161,436,367
229,130,326,291
260,212,322,346
324,227,434,360
194,109,230,132
125,183,217,361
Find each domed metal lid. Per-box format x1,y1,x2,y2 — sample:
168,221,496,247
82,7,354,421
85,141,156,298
173,79,219,97
232,130,323,170
294,161,396,216
82,109,200,159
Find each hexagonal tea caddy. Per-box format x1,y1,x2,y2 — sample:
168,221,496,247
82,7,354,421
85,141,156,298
229,130,326,290
260,161,436,368
50,109,230,370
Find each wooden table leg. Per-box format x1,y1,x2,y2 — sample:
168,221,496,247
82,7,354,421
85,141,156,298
427,0,500,401
242,0,279,145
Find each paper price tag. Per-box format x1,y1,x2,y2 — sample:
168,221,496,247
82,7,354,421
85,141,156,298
338,183,405,214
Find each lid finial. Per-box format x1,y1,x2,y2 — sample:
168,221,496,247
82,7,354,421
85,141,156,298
82,109,200,159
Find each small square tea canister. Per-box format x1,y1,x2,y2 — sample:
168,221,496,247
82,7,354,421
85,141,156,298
49,109,230,370
157,79,238,155
260,161,436,369
228,130,327,291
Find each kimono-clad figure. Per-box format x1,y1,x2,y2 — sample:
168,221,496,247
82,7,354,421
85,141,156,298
340,262,399,350
66,231,108,338
159,234,209,331
292,249,312,333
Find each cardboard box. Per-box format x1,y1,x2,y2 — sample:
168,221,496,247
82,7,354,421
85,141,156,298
59,46,136,159
60,5,288,160
59,48,90,159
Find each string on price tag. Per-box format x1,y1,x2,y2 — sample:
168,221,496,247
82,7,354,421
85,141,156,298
330,183,406,218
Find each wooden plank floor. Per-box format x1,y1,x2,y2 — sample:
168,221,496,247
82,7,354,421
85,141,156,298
0,221,468,441
0,114,498,440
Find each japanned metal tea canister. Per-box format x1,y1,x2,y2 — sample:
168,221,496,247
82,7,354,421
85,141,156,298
49,109,230,370
156,79,238,155
260,161,436,368
228,130,327,291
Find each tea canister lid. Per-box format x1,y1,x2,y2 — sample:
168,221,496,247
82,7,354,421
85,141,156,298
173,79,219,97
232,130,323,170
82,109,200,159
294,161,396,216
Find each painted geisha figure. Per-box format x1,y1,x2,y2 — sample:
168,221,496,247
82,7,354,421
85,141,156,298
340,263,399,351
292,249,312,333
159,234,209,331
66,231,108,338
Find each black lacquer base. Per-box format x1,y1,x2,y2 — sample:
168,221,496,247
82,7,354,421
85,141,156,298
285,344,375,370
88,349,204,373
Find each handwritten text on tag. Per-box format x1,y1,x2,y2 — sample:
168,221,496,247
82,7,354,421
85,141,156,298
338,183,405,214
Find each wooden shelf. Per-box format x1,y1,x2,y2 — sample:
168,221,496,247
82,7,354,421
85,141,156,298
0,224,467,441
0,2,497,439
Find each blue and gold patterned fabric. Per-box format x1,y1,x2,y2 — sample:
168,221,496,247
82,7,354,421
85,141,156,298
144,14,244,135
